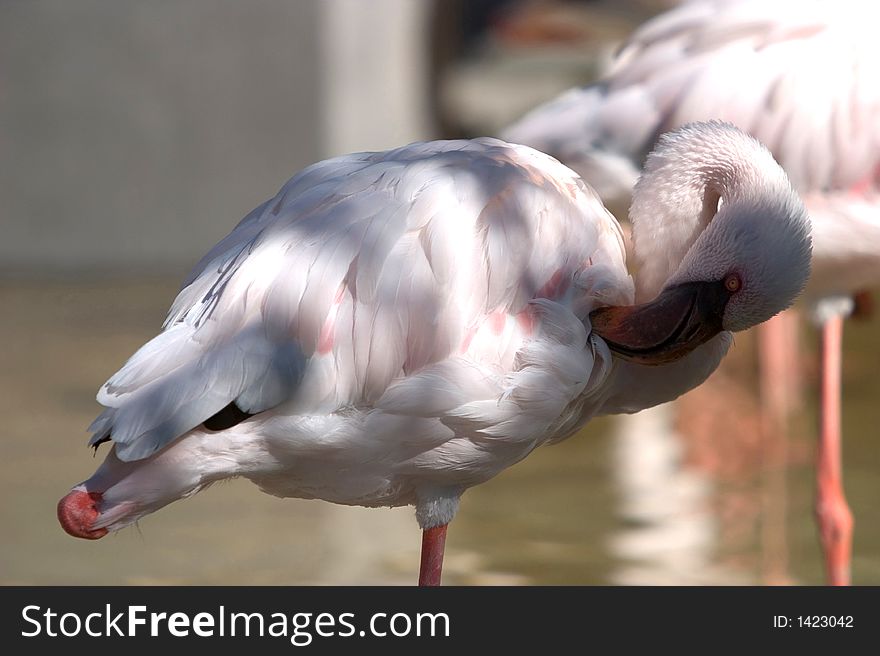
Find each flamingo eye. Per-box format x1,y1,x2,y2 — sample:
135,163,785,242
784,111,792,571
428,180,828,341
724,273,742,293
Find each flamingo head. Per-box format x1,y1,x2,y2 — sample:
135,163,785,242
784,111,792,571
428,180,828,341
590,122,812,365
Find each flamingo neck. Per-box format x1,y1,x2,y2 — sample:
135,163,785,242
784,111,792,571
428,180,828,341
628,124,785,303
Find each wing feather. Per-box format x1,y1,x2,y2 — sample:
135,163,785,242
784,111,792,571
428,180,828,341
90,139,625,461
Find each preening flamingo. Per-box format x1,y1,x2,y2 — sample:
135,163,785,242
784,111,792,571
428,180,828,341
58,122,811,585
502,0,880,585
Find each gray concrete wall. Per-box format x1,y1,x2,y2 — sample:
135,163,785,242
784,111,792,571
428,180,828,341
0,0,433,275
319,0,433,156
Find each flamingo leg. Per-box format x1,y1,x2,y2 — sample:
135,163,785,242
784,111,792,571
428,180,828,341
816,314,853,586
418,524,448,586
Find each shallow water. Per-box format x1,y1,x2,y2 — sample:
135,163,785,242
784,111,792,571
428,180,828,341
1,279,877,585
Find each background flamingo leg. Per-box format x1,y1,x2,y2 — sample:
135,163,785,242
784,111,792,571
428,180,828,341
816,314,853,586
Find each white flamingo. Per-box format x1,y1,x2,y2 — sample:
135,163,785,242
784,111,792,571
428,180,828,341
58,122,811,585
502,0,880,585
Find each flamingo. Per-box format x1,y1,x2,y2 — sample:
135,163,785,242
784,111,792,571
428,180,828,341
501,0,880,585
57,121,811,585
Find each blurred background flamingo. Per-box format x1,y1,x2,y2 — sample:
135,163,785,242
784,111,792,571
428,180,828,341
502,0,880,585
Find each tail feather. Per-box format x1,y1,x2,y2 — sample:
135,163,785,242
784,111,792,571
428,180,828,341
90,322,305,461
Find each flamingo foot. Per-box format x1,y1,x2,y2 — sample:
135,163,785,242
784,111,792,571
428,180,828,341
815,487,853,586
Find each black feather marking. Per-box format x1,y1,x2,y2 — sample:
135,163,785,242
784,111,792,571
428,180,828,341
91,435,111,454
203,402,254,431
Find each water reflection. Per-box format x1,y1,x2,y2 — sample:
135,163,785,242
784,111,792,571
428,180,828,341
608,405,747,585
1,279,877,584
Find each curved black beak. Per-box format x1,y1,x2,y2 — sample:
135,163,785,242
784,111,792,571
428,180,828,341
589,281,731,365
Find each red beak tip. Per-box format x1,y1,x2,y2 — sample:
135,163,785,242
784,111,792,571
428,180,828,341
57,490,108,540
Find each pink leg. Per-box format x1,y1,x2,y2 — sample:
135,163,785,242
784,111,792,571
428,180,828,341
418,524,448,586
816,315,853,586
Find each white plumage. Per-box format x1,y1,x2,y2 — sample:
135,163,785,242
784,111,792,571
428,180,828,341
76,138,633,526
59,124,811,584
